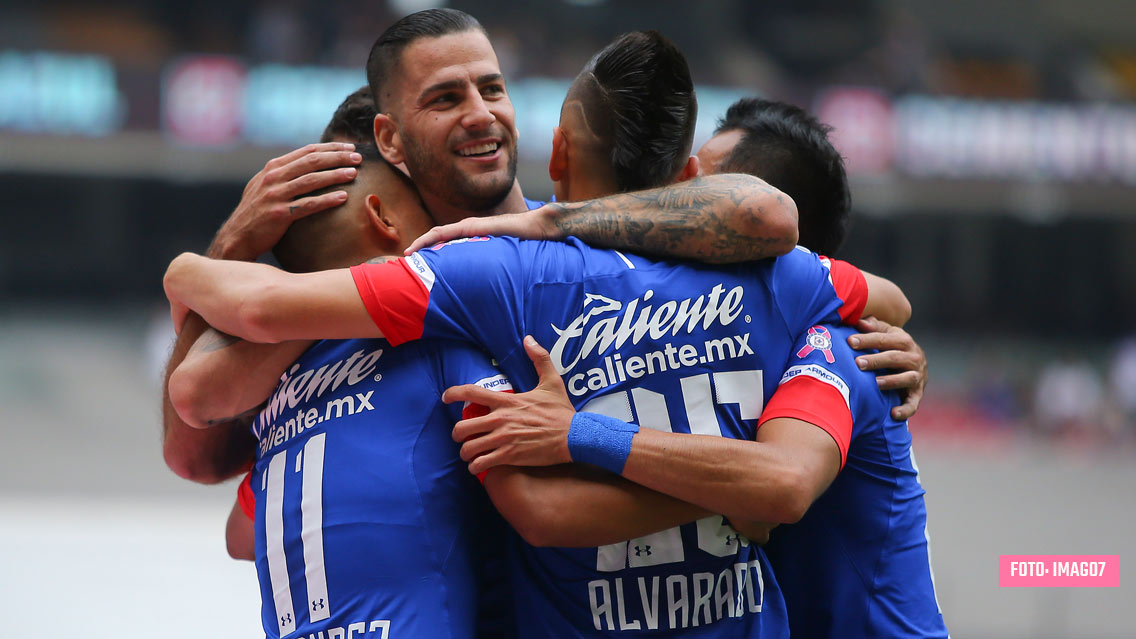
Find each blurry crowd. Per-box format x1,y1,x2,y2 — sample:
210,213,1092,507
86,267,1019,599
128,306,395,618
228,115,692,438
5,0,1136,104
913,336,1136,450
1029,339,1136,445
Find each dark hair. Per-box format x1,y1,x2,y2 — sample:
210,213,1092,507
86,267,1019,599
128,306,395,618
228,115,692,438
272,143,400,272
319,86,377,144
366,9,485,112
575,30,697,192
716,98,851,256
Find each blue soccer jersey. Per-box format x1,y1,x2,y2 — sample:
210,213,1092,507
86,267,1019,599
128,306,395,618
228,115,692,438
349,237,869,637
246,337,512,639
759,323,949,638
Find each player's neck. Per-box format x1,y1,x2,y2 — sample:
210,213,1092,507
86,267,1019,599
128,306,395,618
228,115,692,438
422,182,528,226
565,176,618,203
308,245,378,271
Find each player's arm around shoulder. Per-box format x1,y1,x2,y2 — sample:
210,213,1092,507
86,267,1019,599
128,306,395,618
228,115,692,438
161,311,258,484
164,253,381,343
407,173,799,263
445,339,715,547
617,418,841,525
749,418,843,523
538,172,800,264
168,326,312,429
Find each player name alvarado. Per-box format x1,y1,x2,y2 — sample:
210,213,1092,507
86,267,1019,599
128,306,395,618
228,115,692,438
253,347,385,454
550,284,750,396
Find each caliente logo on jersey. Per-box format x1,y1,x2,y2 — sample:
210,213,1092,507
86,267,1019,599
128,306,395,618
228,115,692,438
255,347,385,438
548,285,757,397
549,284,746,375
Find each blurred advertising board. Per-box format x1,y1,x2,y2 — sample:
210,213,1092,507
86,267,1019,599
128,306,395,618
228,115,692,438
161,56,246,146
162,56,364,147
4,51,1131,187
0,51,124,136
817,88,1136,184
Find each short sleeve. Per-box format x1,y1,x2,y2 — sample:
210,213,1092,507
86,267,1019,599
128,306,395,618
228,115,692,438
349,238,529,356
758,322,858,467
820,256,868,325
771,247,868,334
351,259,430,345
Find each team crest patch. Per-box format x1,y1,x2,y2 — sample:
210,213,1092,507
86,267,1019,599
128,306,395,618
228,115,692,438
796,326,835,363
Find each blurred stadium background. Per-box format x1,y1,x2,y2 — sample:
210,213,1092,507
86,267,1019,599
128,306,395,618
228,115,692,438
1,0,1133,636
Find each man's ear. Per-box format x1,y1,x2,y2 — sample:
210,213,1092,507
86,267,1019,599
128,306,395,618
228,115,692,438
365,193,401,247
373,114,404,165
678,155,700,182
549,126,569,183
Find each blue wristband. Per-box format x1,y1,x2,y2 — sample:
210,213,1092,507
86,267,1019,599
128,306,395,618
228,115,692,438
567,412,640,474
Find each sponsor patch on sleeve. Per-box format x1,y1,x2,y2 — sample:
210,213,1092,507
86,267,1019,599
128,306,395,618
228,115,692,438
405,252,436,292
472,374,514,393
778,363,850,409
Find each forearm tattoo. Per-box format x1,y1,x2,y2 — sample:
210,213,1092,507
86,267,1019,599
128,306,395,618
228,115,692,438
552,175,791,263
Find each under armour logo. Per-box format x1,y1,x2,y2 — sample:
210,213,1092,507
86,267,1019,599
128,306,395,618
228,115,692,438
280,613,293,625
725,534,740,545
633,545,652,556
312,598,325,611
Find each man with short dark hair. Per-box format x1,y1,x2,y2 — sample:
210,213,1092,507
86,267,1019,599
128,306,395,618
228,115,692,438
695,97,926,420
175,143,521,638
550,30,698,200
697,97,851,258
367,9,532,223
693,98,946,637
416,92,944,636
158,9,536,489
318,85,377,145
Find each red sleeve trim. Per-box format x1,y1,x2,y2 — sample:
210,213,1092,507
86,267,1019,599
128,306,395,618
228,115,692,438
758,375,852,468
237,470,255,521
462,401,492,420
824,258,868,325
349,260,429,346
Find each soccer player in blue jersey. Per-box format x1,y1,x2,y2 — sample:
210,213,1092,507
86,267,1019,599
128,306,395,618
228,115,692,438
695,97,928,421
165,223,868,639
412,96,947,636
170,144,524,639
162,31,921,639
168,80,805,639
164,16,931,636
164,88,524,638
159,12,795,484
366,8,538,223
759,321,947,637
695,98,946,637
